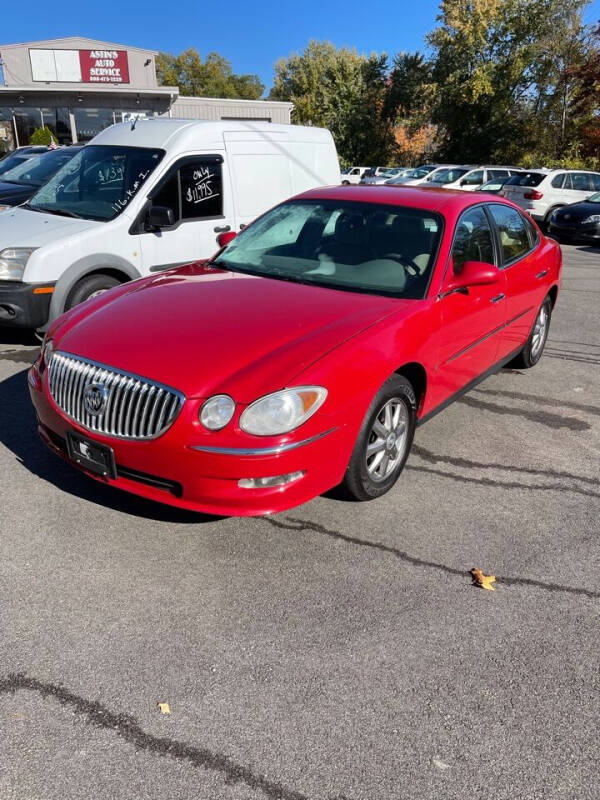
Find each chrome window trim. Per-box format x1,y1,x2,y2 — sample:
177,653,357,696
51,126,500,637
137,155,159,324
191,427,337,456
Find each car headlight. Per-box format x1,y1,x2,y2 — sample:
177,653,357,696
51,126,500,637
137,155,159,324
200,394,235,430
240,387,327,436
582,215,600,224
0,248,37,280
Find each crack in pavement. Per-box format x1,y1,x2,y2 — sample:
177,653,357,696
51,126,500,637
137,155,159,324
411,445,599,490
408,463,600,500
472,387,600,416
456,396,590,430
263,517,600,600
0,674,310,800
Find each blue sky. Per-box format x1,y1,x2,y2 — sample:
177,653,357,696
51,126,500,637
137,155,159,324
3,0,600,91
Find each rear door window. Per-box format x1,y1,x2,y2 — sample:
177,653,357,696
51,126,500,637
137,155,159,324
488,205,532,264
590,172,600,192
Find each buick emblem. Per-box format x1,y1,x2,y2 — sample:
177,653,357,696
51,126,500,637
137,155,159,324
83,382,109,416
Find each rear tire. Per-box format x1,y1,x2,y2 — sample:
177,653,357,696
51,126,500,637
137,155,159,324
65,273,121,311
342,180,350,185
342,375,417,501
509,297,552,369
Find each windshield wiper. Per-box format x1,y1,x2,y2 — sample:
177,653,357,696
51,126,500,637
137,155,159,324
25,205,82,219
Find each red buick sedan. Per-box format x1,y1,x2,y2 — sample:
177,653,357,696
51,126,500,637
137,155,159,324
29,186,561,516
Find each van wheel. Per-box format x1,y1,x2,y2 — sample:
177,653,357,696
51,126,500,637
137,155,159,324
342,375,416,501
342,180,350,185
65,274,121,310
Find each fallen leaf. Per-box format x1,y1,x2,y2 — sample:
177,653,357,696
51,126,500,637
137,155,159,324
470,567,496,591
157,702,171,714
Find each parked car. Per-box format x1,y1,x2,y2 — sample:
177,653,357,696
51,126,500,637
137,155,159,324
385,165,440,185
361,167,409,185
0,146,82,211
428,166,522,191
0,146,48,178
501,169,600,225
0,119,340,331
396,165,459,187
547,192,600,243
475,176,513,195
29,186,561,517
341,166,368,185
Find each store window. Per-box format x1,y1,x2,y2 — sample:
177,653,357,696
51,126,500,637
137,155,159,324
41,108,72,145
73,108,116,143
13,108,42,146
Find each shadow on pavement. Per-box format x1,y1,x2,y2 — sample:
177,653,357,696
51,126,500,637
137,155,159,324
0,367,222,524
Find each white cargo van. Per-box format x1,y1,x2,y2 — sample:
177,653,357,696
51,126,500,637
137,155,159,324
0,119,340,330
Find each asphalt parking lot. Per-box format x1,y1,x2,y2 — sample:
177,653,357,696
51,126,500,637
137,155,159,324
1,243,599,800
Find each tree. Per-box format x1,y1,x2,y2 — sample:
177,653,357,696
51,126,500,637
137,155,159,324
30,126,56,146
270,41,395,164
156,49,264,99
427,0,591,163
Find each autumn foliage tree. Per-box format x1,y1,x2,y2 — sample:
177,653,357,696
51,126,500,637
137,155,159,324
157,49,264,99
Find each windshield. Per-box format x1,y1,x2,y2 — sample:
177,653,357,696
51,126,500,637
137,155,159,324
430,168,469,184
213,199,443,299
0,148,80,187
588,192,600,203
0,151,37,177
28,145,164,221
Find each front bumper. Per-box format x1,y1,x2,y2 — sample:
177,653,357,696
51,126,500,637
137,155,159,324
0,281,55,328
29,364,352,516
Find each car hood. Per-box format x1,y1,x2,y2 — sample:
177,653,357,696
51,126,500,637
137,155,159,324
0,181,34,206
54,264,401,400
0,205,98,247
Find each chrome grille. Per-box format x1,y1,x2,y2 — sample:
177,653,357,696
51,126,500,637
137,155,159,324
47,351,184,439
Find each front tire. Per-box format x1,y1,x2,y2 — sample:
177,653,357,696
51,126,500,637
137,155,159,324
65,273,121,311
510,297,552,369
342,375,417,501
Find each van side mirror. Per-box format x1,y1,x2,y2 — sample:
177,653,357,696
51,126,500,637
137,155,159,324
147,205,175,229
444,261,499,294
217,230,237,248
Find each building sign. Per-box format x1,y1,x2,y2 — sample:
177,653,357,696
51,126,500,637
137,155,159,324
30,48,130,84
79,50,130,84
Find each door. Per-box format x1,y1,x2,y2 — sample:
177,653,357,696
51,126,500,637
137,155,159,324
139,154,234,274
437,205,507,398
487,203,542,358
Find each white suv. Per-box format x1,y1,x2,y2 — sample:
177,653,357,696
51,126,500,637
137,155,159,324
501,169,600,224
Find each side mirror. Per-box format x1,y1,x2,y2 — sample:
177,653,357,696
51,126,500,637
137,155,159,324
217,230,237,248
445,260,499,294
147,205,175,229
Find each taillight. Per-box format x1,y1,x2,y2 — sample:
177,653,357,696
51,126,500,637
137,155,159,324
524,189,543,200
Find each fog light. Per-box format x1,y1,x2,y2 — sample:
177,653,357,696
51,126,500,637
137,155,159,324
238,471,305,489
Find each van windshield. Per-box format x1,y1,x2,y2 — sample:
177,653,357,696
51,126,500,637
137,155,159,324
27,145,164,222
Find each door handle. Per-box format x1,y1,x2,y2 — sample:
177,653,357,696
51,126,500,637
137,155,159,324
213,224,231,233
490,293,505,303
535,270,548,279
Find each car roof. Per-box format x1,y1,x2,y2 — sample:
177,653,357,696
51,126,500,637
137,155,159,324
295,184,518,214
